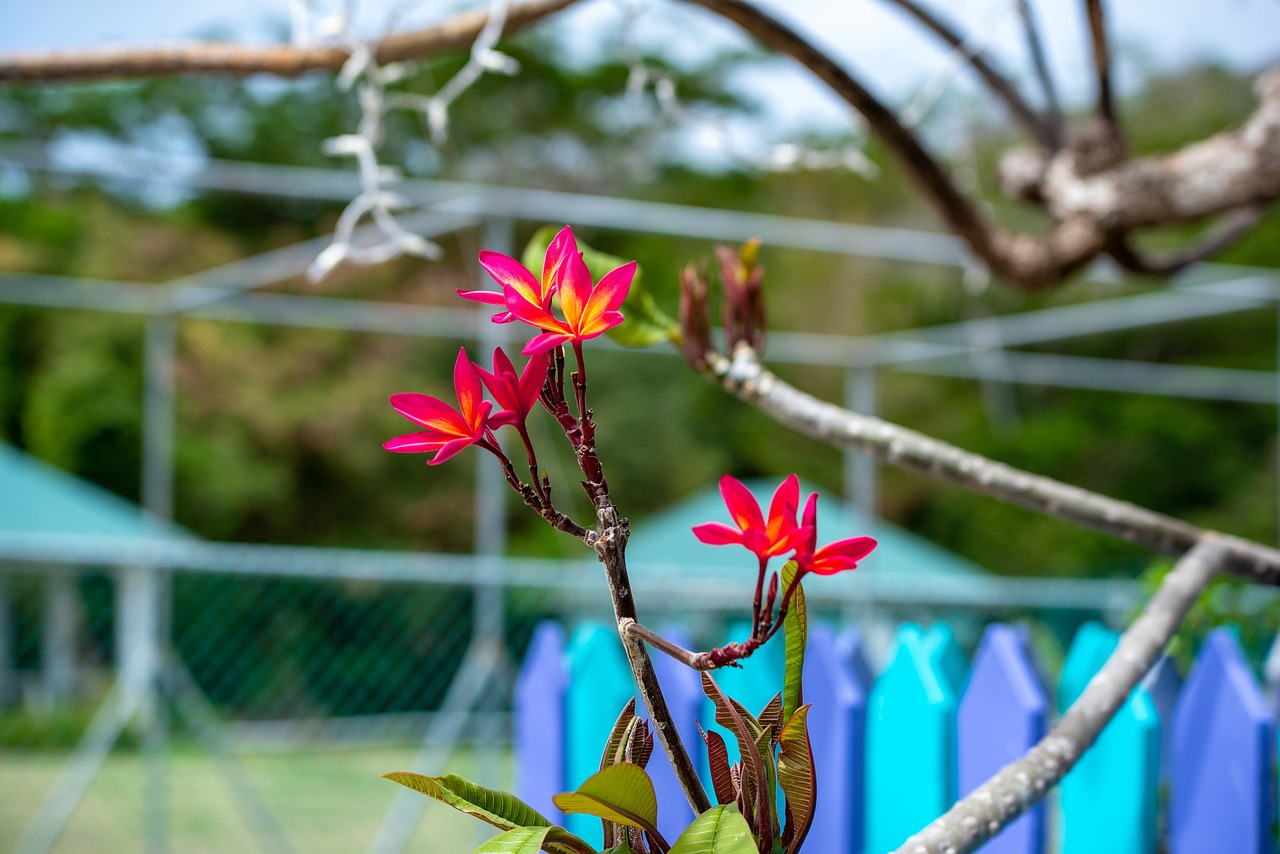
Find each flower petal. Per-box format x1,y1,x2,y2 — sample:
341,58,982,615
719,474,764,534
478,251,541,306
766,474,800,536
558,249,593,329
518,351,550,410
388,393,467,435
456,288,507,306
542,226,577,295
503,284,564,331
452,348,483,427
815,536,877,566
584,261,635,319
523,330,573,355
428,437,475,466
384,431,448,453
692,522,745,546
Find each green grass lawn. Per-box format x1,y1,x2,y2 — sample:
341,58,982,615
0,744,512,852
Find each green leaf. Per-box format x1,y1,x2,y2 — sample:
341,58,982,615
553,763,667,850
780,560,807,724
472,826,551,854
668,805,758,854
381,772,595,854
520,225,678,348
776,706,817,854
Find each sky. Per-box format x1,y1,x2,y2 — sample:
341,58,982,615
5,0,1280,143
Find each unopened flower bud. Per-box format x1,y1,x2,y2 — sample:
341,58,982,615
717,238,766,354
679,262,712,370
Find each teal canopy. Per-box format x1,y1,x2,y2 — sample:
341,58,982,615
0,442,183,539
625,479,987,580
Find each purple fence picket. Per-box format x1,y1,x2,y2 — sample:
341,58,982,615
837,626,874,694
1171,629,1274,854
958,624,1047,854
514,620,568,824
1141,655,1182,788
803,623,867,854
642,627,702,843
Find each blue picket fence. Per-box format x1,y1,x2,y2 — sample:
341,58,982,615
514,619,1277,853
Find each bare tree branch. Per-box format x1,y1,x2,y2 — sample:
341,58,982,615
702,343,1280,586
0,0,578,84
1014,0,1065,149
893,537,1227,854
680,0,1104,289
880,0,1055,148
1084,0,1121,139
1107,205,1268,276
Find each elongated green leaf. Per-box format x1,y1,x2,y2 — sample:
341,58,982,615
381,772,595,854
668,805,758,854
781,560,807,724
472,826,551,854
776,706,817,854
520,225,677,348
553,763,667,850
701,672,773,844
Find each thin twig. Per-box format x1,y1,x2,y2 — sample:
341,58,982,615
0,0,578,84
703,343,1280,586
881,0,1054,147
1107,205,1268,276
1084,0,1121,138
1014,0,1065,148
894,538,1227,853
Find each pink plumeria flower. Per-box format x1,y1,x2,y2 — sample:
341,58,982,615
474,347,549,430
461,225,577,324
692,474,809,562
794,492,877,576
507,238,634,355
384,348,496,465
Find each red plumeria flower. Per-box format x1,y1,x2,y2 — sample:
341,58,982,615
474,347,549,430
692,474,809,562
505,237,634,355
461,225,577,324
794,492,877,576
384,347,497,465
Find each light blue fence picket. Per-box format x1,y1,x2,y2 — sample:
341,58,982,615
865,622,961,854
803,624,867,854
1057,621,1160,854
514,621,568,825
958,624,1047,854
564,622,635,846
1170,628,1274,854
644,627,702,843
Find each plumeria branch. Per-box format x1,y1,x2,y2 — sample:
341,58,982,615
0,0,579,84
893,537,1227,854
701,342,1280,587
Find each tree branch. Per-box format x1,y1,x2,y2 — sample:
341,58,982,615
702,343,1280,586
893,537,1227,854
1106,205,1268,276
0,0,579,84
880,0,1054,148
1084,0,1121,138
593,506,712,817
679,0,1104,289
1014,0,1065,149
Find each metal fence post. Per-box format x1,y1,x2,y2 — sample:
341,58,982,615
845,366,878,521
